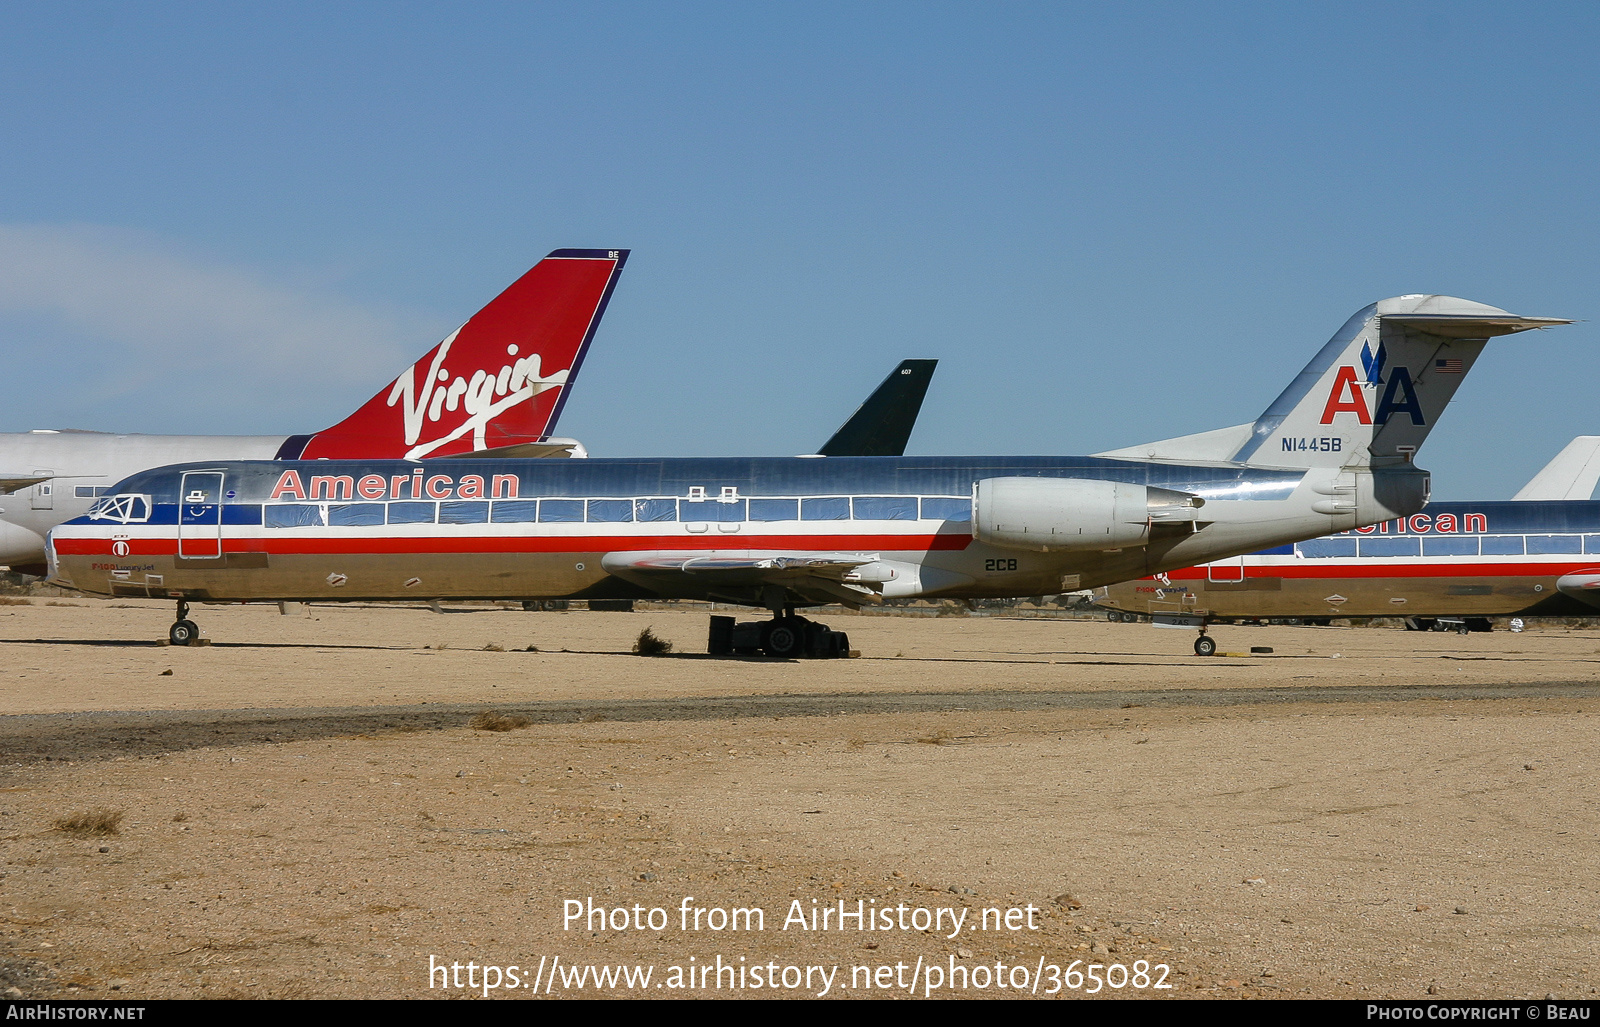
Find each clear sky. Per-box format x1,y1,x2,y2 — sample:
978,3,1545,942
1,1,1596,500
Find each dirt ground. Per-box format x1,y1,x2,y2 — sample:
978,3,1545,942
1,599,1597,1000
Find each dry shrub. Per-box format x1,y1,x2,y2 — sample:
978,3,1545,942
915,729,957,746
633,626,672,656
481,643,505,652
470,711,531,732
54,808,124,837
44,601,80,608
0,597,31,606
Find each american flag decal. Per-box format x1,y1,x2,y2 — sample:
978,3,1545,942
1435,358,1464,373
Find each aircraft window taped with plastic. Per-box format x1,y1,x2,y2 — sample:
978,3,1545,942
1291,533,1588,559
251,494,976,527
87,494,151,523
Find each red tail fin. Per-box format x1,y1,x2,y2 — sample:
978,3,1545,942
279,248,628,460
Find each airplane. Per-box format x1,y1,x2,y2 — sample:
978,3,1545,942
0,249,629,576
1095,436,1600,639
45,294,1571,656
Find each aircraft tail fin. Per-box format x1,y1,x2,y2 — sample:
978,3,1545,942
278,248,628,460
1103,296,1569,469
1513,436,1600,501
817,359,937,457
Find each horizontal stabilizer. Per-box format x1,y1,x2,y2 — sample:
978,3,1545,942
438,438,588,460
1513,436,1600,501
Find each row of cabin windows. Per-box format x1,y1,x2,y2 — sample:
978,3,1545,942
1295,534,1600,559
263,496,974,529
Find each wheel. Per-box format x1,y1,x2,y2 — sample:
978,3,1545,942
1106,610,1121,622
759,618,806,658
1457,622,1470,635
1194,635,1217,657
169,619,199,646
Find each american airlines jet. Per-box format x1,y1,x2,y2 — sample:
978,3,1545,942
48,295,1570,656
0,249,628,575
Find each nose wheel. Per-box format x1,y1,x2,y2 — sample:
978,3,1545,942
170,601,200,647
1193,618,1216,657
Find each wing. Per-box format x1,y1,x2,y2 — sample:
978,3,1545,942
0,475,50,494
600,551,885,608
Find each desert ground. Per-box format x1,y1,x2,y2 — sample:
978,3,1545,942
1,598,1597,1000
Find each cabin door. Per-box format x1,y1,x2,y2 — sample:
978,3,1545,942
178,472,225,559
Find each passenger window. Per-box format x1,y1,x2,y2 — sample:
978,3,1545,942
265,504,325,528
587,500,634,522
748,499,799,522
387,502,436,525
635,498,678,522
539,500,584,522
440,502,489,524
801,497,850,521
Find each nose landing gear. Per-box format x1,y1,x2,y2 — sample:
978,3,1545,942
169,601,200,647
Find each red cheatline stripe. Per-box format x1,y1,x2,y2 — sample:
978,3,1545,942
54,532,975,558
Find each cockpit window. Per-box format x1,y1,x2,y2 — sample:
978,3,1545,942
87,494,151,523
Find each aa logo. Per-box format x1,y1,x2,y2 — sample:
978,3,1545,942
1319,365,1424,426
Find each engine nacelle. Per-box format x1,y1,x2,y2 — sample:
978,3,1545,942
972,477,1203,553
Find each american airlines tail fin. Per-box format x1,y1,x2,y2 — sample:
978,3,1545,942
1098,295,1570,469
1513,436,1600,501
276,249,629,461
818,359,937,457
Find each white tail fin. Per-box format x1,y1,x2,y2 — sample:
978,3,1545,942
1513,436,1600,501
1100,295,1570,469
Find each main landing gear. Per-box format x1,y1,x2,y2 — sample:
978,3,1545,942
707,610,852,659
169,601,200,647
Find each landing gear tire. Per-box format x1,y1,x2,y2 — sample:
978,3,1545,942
1457,622,1471,635
760,617,807,659
169,619,199,647
1106,610,1121,622
1194,635,1217,657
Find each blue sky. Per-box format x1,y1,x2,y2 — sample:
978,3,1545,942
1,2,1596,499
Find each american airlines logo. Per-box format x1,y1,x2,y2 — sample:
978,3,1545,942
1319,343,1425,426
387,330,568,459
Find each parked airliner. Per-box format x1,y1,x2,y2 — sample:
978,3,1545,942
1096,437,1600,639
47,294,1570,656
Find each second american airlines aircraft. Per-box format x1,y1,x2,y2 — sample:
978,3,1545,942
48,295,1570,656
0,249,629,575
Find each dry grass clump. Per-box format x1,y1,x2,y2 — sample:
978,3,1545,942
53,808,125,837
469,711,531,732
633,626,673,656
481,643,505,652
915,729,957,746
0,597,31,606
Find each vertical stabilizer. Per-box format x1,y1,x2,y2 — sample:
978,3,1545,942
1228,295,1570,468
818,359,937,457
1513,436,1600,501
279,249,628,460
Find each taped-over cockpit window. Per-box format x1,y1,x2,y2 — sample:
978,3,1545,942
87,494,151,523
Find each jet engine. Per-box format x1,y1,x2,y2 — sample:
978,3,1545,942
972,477,1204,553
